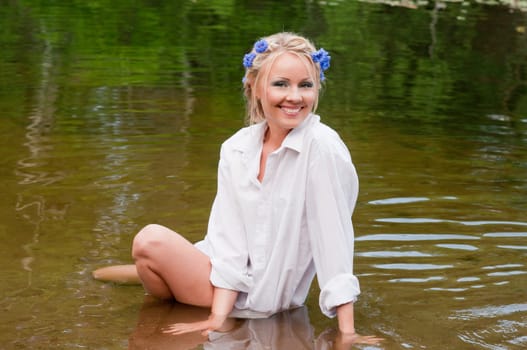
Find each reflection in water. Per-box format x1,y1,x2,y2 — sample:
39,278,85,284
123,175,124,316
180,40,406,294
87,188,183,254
389,276,445,283
14,19,62,286
86,85,195,265
357,250,433,257
15,194,70,275
435,243,478,251
360,0,527,12
1,0,526,349
453,303,527,320
357,233,479,241
375,217,527,226
368,196,430,205
373,263,453,270
496,245,527,250
453,303,527,348
129,298,363,350
483,232,527,238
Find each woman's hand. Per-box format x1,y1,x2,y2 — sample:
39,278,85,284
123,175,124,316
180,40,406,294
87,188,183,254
162,313,235,336
163,287,239,336
335,331,384,349
334,302,383,347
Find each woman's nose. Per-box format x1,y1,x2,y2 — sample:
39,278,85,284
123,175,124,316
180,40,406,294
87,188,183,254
286,87,301,101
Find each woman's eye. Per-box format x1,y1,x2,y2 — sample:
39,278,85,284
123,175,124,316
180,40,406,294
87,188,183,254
300,81,314,88
271,81,287,87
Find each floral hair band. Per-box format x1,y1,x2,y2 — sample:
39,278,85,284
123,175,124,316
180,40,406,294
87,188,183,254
242,39,268,69
311,48,331,81
242,39,331,81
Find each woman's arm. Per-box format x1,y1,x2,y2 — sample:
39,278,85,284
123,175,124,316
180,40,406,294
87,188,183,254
337,302,355,334
163,287,238,336
305,139,361,317
336,302,384,347
209,287,239,328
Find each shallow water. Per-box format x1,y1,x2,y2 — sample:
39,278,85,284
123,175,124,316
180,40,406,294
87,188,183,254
1,0,526,349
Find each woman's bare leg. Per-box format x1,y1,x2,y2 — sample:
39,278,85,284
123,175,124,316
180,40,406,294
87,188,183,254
92,264,141,284
132,224,214,307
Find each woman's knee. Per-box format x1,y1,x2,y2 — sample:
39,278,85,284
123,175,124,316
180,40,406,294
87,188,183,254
132,224,169,259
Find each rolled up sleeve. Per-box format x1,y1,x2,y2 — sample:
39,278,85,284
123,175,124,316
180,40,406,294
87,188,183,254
305,139,361,317
319,274,360,317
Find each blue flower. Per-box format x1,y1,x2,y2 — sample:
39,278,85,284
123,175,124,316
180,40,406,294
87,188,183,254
243,52,256,68
311,51,321,63
254,39,268,54
312,48,330,65
320,55,331,70
311,48,331,81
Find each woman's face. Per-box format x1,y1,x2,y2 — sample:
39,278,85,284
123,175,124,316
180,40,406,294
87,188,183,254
256,52,317,136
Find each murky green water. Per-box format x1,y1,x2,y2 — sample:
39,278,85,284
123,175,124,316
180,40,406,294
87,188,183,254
1,1,526,349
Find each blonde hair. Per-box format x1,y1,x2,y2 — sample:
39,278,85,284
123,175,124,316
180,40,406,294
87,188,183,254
242,32,324,125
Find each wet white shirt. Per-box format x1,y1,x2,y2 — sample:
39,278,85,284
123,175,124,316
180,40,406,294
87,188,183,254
195,113,360,318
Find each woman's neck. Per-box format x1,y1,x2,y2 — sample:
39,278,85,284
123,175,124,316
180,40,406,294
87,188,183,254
263,125,289,150
257,126,290,182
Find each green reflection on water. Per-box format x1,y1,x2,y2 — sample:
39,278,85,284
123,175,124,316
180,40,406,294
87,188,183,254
1,1,526,349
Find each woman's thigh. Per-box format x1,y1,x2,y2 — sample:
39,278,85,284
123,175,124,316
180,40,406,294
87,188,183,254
132,224,214,307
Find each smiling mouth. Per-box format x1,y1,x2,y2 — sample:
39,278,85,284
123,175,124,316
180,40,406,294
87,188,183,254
281,106,303,115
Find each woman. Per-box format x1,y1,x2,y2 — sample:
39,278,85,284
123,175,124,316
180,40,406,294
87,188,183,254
94,32,380,345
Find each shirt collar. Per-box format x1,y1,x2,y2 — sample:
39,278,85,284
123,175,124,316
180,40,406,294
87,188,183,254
234,113,319,154
282,113,318,152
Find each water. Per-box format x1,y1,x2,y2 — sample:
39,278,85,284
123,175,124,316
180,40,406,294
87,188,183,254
1,0,526,349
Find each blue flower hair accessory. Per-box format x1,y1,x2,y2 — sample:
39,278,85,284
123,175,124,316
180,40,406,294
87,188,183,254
311,48,331,81
243,39,269,69
254,39,268,53
242,39,331,82
243,52,256,68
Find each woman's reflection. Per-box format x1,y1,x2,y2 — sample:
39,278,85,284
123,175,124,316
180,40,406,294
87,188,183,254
128,296,374,350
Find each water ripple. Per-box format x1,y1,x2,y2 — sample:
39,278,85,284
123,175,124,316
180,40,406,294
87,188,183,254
356,250,433,258
482,264,523,270
457,277,481,282
376,218,527,226
356,233,479,241
484,232,527,238
497,245,527,250
436,244,479,251
509,336,527,347
426,287,468,292
373,263,453,270
368,197,430,205
451,303,527,320
389,276,445,283
486,271,527,277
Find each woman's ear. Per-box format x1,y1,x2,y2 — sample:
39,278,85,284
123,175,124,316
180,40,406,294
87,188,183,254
252,83,261,100
247,78,254,91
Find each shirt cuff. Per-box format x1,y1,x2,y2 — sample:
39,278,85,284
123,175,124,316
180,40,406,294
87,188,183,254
210,260,252,292
319,273,361,317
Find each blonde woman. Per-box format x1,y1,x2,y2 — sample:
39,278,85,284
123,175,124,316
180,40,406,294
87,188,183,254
95,32,381,346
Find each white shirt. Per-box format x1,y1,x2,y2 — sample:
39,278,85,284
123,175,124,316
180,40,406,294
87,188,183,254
195,113,360,318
